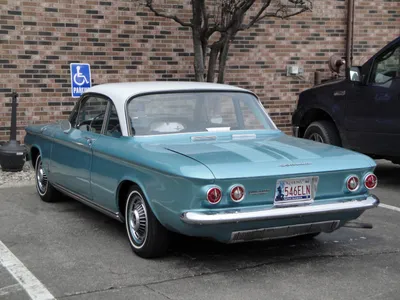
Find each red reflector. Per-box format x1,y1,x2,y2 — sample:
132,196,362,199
346,175,359,191
207,187,222,204
230,185,245,202
364,173,377,189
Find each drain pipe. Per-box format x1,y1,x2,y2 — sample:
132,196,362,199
345,0,355,75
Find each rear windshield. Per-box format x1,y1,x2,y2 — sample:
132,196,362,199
126,91,275,136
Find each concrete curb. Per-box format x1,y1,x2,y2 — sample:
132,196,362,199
0,182,35,189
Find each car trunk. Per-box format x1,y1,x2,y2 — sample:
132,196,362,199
163,134,374,206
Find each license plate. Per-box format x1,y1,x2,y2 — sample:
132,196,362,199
274,176,318,206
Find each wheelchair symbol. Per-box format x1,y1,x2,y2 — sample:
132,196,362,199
73,66,89,86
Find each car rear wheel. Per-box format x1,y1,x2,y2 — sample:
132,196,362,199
303,120,341,146
125,187,170,258
35,155,61,202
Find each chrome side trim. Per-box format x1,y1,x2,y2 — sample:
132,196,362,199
27,131,92,154
53,183,123,222
232,133,256,140
292,125,300,137
181,195,380,225
27,131,54,142
229,220,340,243
191,136,217,141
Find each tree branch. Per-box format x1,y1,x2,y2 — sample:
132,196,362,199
239,5,311,31
277,7,310,19
241,0,272,30
145,0,192,27
199,0,208,32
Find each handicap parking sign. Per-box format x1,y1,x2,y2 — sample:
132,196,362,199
70,63,91,98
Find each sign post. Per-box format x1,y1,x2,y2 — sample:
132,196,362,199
70,63,91,98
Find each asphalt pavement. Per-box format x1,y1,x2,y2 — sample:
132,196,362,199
0,160,399,300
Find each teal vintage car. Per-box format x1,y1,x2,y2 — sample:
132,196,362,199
24,82,380,258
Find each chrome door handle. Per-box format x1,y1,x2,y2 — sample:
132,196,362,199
84,137,96,146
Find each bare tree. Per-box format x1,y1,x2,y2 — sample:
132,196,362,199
140,0,312,83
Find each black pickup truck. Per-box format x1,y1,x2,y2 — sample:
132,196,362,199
292,36,400,164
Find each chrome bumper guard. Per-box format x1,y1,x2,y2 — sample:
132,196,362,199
181,195,380,225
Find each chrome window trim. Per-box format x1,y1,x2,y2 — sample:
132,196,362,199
100,101,111,135
70,93,125,136
130,129,280,139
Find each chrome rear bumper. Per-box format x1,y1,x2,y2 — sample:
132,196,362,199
181,195,380,225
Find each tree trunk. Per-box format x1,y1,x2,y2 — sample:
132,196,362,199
192,29,205,82
191,1,205,82
217,39,230,83
207,45,220,82
201,38,207,76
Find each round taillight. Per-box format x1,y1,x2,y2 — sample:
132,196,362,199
230,185,245,202
207,187,222,204
364,173,377,189
346,175,359,191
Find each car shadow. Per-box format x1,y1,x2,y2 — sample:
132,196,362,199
57,194,329,261
55,189,383,268
374,159,400,187
168,233,325,260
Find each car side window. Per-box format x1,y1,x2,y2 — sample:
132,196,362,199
75,96,108,134
104,102,122,138
371,45,400,84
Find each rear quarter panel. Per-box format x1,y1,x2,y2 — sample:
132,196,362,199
89,136,215,229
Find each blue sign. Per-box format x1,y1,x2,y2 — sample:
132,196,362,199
70,63,91,98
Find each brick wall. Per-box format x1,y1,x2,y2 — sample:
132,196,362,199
0,0,399,142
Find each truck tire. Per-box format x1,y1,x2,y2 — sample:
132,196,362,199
303,121,341,146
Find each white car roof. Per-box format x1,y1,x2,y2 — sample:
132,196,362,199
83,81,250,103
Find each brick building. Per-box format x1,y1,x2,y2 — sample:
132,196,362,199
0,0,399,142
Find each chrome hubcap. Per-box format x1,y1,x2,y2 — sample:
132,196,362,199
127,194,148,246
36,158,48,195
132,210,140,231
309,133,324,143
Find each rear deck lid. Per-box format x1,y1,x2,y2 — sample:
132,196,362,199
163,134,375,179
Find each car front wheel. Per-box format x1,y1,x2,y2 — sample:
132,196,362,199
35,155,60,202
303,120,341,146
125,187,170,258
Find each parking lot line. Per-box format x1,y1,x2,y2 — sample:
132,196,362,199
379,203,400,213
0,240,55,300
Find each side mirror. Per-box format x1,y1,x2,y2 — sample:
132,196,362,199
60,120,72,133
349,66,361,82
